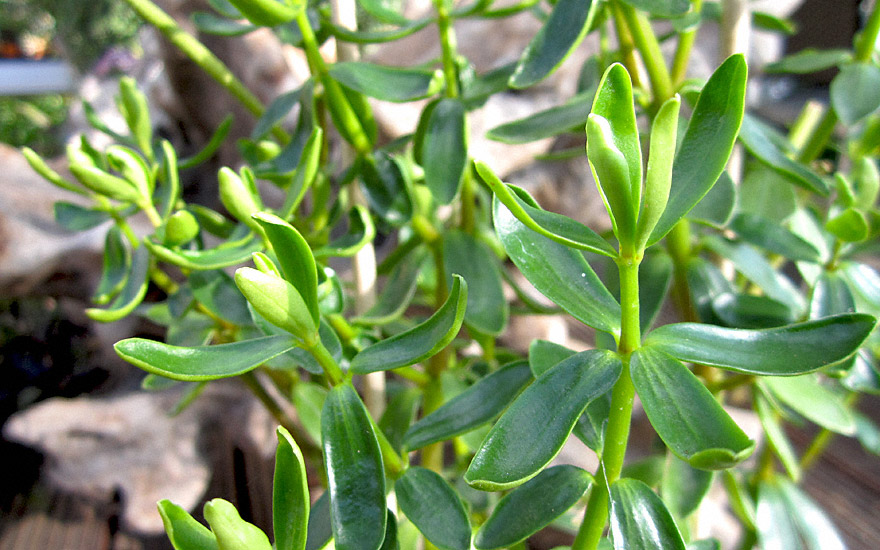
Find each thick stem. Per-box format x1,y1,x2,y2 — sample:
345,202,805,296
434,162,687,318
573,256,641,550
609,2,645,90
615,1,674,107
309,339,345,386
435,0,460,99
670,0,703,85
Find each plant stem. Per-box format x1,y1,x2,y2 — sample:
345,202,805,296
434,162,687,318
310,339,345,386
609,2,644,90
615,1,674,107
435,0,460,99
670,0,703,85
421,240,451,471
121,0,265,119
573,255,641,550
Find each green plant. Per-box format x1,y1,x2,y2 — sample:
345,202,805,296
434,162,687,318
23,0,880,549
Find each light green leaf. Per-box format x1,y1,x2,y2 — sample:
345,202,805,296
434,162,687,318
754,391,802,481
321,385,386,550
587,114,638,244
115,335,299,381
204,499,272,550
764,48,851,74
465,350,622,490
54,202,111,231
826,207,870,242
396,467,471,550
649,54,747,244
756,478,846,550
509,0,598,88
145,235,263,270
831,62,880,125
350,275,468,373
645,313,876,375
610,478,686,550
329,62,443,102
637,95,680,249
274,427,309,550
631,348,755,470
688,171,736,226
763,374,856,435
158,499,219,550
87,245,149,322
226,0,297,26
404,360,533,450
235,268,318,345
729,213,821,262
475,465,592,550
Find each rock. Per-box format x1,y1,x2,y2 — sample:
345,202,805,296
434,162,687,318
3,382,275,534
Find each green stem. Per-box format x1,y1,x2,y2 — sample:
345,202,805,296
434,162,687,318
310,339,345,386
800,393,860,469
615,1,674,107
666,220,696,321
370,415,407,478
670,0,703,86
573,256,641,550
435,0,460,98
609,2,644,90
459,165,476,233
122,0,265,118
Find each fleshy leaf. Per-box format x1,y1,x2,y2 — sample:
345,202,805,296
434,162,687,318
404,360,533,450
610,478,686,550
203,499,272,550
729,213,821,263
421,98,467,204
637,95,680,249
649,54,747,244
831,62,880,125
87,245,149,322
93,226,131,304
486,92,593,144
235,268,318,345
274,427,309,550
619,0,689,16
54,202,111,231
465,350,622,490
443,230,508,335
146,235,263,270
661,457,714,519
396,467,471,550
645,314,876,375
631,347,754,470
474,465,593,550
329,62,444,102
115,335,298,381
762,374,857,435
509,0,598,88
350,275,467,373
321,385,386,550
158,500,219,550
756,478,846,550
764,48,851,74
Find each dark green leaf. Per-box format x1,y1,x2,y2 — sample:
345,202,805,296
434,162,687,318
764,48,850,74
645,313,876,375
93,226,131,304
321,385,386,550
351,275,468,373
404,361,533,450
509,0,598,88
252,88,305,140
631,348,755,470
486,92,593,144
274,427,309,550
528,340,575,377
146,235,263,270
305,493,332,550
639,252,673,333
730,213,821,262
192,12,256,35
494,195,621,335
756,478,846,550
810,271,856,319
314,205,376,258
475,465,592,550
688,171,735,226
87,244,149,322
422,98,467,204
711,293,797,328
355,249,425,325
379,387,421,452
54,202,111,231
380,510,400,550
359,153,413,226
609,478,686,550
831,63,880,125
649,54,747,244
465,350,622,490
327,17,433,44
115,335,298,381
158,499,219,550
329,62,443,102
396,467,471,550
477,165,616,257
738,114,828,195
661,457,714,519
189,270,252,325
443,230,508,335
619,0,689,16
763,374,856,435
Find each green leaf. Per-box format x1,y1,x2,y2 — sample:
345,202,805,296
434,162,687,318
688,171,736,226
729,213,821,262
118,77,153,158
644,313,876,375
321,384,386,550
476,164,616,257
115,335,298,381
252,88,304,140
649,54,747,244
314,205,376,258
637,95,680,249
350,275,468,373
359,152,413,226
219,167,262,229
639,252,674,332
189,270,252,326
826,207,870,242
87,244,150,322
738,114,828,195
396,467,471,550
204,499,272,550
494,194,621,336
329,62,443,102
486,92,593,144
763,374,856,435
327,17,433,44
305,493,332,550
831,63,880,125
379,387,421,452
93,226,131,304
380,510,400,550
756,478,846,550
54,202,111,231
164,210,200,246
739,166,797,222
225,0,297,26
70,164,142,203
474,465,592,550
509,0,598,88
355,249,425,325
609,478,686,550
404,360,533,450
235,268,318,345
631,348,755,470
810,271,855,319
274,427,309,550
752,11,796,34
465,350,622,490
357,0,407,24
443,230,508,335
661,457,714,519
764,48,851,74
587,114,638,244
711,293,797,329
754,391,802,481
619,0,689,16
192,12,257,35
293,382,328,444
253,212,320,326
158,500,219,550
422,98,467,204
528,340,576,377
146,235,263,270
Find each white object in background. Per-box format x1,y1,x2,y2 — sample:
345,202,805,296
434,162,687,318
0,59,75,95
